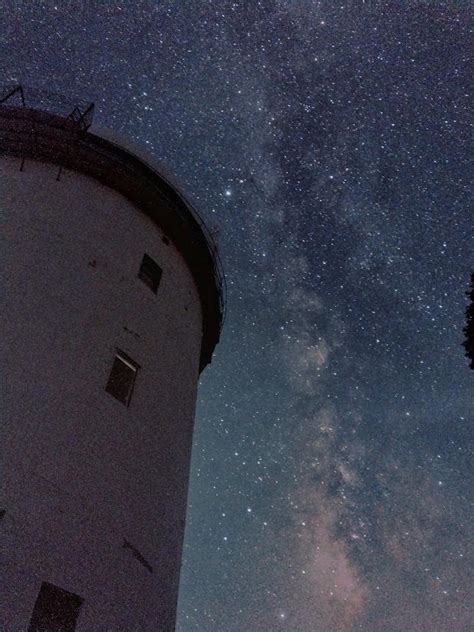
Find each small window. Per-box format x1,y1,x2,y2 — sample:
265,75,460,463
28,582,83,632
105,350,138,406
138,253,162,293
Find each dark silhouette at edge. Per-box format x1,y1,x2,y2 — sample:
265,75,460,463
463,273,474,370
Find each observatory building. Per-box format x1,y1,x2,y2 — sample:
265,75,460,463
0,86,224,631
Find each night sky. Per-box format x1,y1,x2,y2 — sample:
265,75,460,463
2,1,473,630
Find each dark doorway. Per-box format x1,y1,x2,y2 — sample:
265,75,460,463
28,582,83,632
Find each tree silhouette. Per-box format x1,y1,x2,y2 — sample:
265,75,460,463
463,273,474,370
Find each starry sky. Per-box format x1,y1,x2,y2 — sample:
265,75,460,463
2,1,473,630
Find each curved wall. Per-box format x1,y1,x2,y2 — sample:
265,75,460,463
1,154,203,631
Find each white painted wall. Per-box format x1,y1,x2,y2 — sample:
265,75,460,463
1,154,203,631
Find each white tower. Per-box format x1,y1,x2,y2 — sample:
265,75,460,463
0,86,224,632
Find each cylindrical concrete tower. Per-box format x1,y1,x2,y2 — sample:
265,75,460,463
0,86,224,632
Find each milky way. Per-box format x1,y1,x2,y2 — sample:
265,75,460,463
2,1,472,630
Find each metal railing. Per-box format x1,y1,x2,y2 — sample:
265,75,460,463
0,84,95,131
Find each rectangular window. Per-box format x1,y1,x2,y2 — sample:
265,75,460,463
105,350,138,406
138,253,162,294
28,582,83,632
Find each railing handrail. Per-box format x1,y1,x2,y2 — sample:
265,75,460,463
0,83,94,130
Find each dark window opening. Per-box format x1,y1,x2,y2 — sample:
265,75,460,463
28,582,83,632
162,235,170,246
105,350,138,406
138,253,162,293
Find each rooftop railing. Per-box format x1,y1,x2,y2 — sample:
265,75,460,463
0,84,95,131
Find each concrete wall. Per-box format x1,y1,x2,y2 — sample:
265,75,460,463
1,154,203,631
